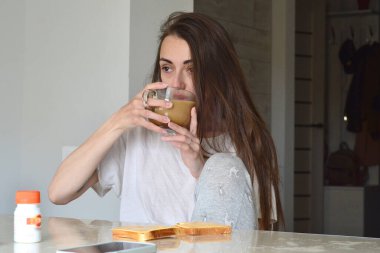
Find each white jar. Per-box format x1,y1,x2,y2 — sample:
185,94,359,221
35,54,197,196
14,191,41,243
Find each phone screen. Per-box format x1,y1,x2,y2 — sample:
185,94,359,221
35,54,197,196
57,241,156,253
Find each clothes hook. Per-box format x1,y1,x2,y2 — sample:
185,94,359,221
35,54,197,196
350,26,355,40
330,26,336,45
368,25,374,44
369,25,373,37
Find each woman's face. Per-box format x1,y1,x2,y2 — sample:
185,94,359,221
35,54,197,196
159,35,195,94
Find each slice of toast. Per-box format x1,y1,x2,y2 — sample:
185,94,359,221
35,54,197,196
174,222,232,236
112,225,175,241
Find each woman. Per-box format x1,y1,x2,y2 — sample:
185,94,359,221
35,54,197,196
49,12,283,230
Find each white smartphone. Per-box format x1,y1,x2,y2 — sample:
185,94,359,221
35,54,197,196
56,241,156,253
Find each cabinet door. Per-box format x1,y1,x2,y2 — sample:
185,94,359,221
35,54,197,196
324,186,364,236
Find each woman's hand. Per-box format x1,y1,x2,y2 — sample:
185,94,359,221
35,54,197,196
111,82,172,134
48,82,172,205
161,107,204,178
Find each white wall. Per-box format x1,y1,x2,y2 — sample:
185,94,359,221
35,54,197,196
0,0,192,221
129,1,193,97
0,0,24,214
271,0,295,231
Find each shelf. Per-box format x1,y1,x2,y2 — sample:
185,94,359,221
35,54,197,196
328,9,379,18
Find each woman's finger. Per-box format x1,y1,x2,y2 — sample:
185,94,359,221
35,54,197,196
137,82,168,97
139,82,172,109
189,107,197,136
142,109,170,125
138,115,168,134
167,122,188,136
161,124,200,147
146,98,172,109
164,138,200,152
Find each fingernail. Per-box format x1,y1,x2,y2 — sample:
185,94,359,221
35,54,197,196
164,116,170,123
165,101,172,108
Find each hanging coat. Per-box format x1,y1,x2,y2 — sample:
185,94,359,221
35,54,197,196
342,43,372,133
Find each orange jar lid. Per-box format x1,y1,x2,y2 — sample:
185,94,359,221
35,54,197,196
16,191,40,204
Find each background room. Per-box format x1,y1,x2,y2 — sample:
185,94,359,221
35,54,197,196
1,0,379,237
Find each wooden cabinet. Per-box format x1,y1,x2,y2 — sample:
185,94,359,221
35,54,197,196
324,186,380,237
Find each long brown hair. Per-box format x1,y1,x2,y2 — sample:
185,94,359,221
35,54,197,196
152,12,284,230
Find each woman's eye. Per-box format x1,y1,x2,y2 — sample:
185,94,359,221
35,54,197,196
161,66,172,73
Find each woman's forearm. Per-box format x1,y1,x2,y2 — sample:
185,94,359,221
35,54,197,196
48,114,124,204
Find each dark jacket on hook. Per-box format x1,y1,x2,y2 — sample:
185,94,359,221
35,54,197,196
361,42,380,139
340,40,368,132
341,41,380,138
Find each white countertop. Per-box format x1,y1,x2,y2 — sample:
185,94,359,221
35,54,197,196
1,215,380,252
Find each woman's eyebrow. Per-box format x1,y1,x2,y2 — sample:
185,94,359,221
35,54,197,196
159,58,193,64
183,59,193,65
159,58,172,64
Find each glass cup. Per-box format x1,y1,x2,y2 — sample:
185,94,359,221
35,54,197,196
142,87,196,130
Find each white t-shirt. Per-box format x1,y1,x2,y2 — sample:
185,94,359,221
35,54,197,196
93,127,197,225
93,127,277,224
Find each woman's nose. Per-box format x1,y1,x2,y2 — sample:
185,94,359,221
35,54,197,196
170,72,185,89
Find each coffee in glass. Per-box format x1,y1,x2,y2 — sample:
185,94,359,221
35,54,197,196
142,87,196,129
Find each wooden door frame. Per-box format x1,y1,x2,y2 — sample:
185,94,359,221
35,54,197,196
310,0,326,234
271,0,326,233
